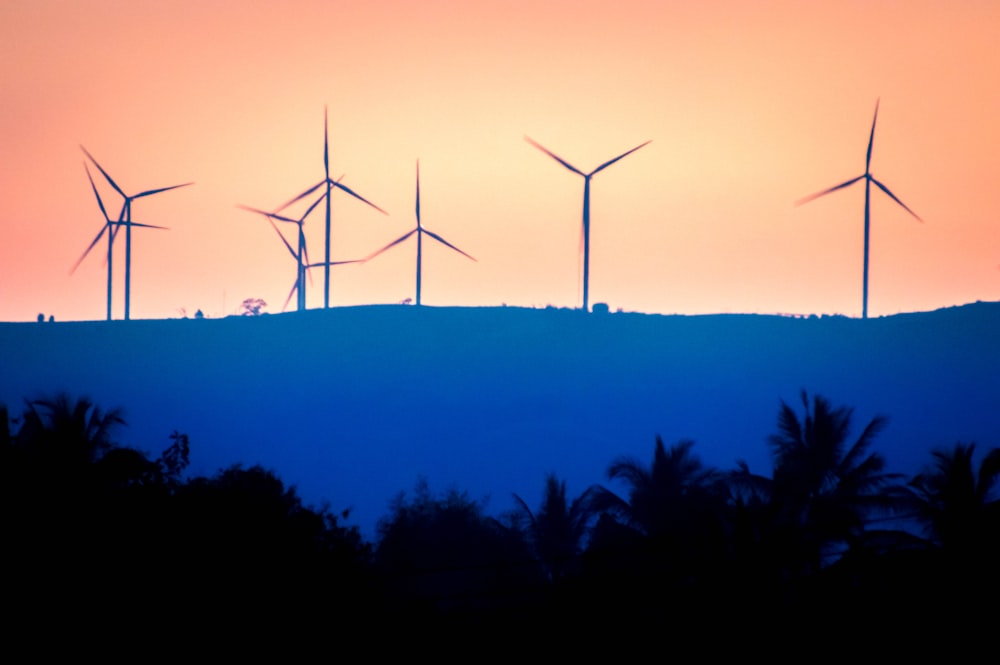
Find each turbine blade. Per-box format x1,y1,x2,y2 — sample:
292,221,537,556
127,222,169,230
324,105,330,180
333,181,388,214
867,99,880,171
299,192,326,220
415,159,421,227
70,225,109,274
80,145,125,197
110,204,127,242
871,178,923,222
424,229,476,261
134,182,193,198
363,229,418,262
307,259,362,269
524,136,585,176
276,181,325,211
794,175,865,206
84,163,111,220
590,140,652,175
267,217,298,259
283,281,297,312
301,233,312,271
237,204,301,225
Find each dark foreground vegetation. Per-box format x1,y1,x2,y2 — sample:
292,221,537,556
3,392,997,647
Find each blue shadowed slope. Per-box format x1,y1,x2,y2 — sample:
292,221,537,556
2,302,998,538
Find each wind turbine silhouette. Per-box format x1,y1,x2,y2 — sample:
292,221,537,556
525,136,651,312
78,147,191,321
239,203,316,312
240,197,361,312
71,163,123,321
796,99,922,319
276,106,387,309
365,161,475,306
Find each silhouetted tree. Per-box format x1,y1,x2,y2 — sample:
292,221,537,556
169,464,373,629
5,394,129,515
731,392,902,579
156,430,190,488
588,437,729,606
240,297,267,316
908,443,1000,554
1,394,376,639
1,394,169,626
0,403,10,449
509,473,601,583
375,479,542,622
15,393,124,464
604,437,723,536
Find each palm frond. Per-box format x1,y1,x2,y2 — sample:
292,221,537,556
977,447,1000,504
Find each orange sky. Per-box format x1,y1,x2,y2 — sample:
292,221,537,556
1,0,998,321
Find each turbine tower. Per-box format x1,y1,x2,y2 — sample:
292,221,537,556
277,106,387,309
365,160,475,306
796,100,922,319
525,136,650,312
79,147,191,321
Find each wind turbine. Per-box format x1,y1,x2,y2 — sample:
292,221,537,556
80,146,192,321
525,136,650,312
239,203,317,312
71,163,124,321
277,106,387,309
241,172,361,311
365,160,475,306
795,99,922,319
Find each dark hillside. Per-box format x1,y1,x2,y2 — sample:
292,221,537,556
3,302,998,535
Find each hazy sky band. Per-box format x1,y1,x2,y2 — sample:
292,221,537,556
1,0,997,321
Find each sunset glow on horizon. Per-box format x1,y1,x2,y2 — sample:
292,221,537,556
2,0,998,322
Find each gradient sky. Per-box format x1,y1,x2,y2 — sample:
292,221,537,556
2,0,998,322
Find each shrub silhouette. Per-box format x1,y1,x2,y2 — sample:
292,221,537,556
375,479,543,622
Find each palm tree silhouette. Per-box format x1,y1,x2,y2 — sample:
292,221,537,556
908,442,1000,554
15,393,125,471
0,403,11,449
511,473,601,583
592,437,730,599
734,392,901,576
605,437,723,536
